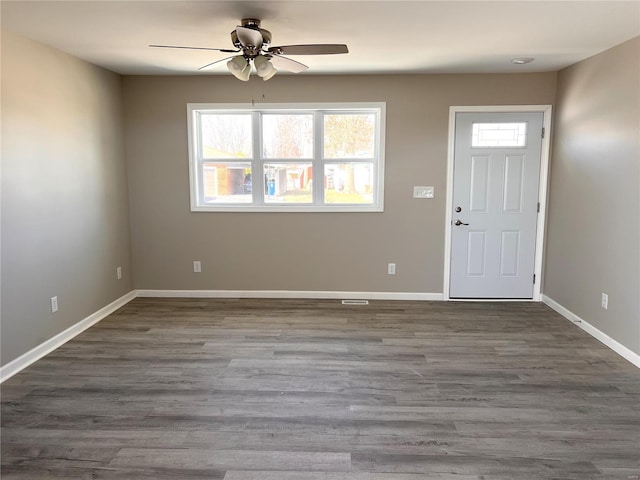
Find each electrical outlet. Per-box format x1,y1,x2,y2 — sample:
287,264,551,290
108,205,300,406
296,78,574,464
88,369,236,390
116,266,122,280
387,263,396,275
193,261,202,273
50,296,58,313
601,293,608,310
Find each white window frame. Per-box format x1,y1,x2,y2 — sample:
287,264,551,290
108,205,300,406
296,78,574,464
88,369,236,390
187,103,386,212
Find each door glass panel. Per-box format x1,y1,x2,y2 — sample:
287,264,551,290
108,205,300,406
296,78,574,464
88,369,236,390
472,122,527,147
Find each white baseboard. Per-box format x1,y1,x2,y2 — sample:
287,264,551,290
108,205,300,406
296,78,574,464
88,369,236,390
136,289,444,301
542,294,640,368
0,290,137,383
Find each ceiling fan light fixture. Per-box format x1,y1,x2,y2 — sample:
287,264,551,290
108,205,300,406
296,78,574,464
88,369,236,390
260,65,277,81
152,19,348,80
254,55,277,81
227,56,250,81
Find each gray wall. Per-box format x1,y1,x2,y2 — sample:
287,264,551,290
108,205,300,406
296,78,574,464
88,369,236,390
123,73,557,293
1,31,133,365
544,37,640,355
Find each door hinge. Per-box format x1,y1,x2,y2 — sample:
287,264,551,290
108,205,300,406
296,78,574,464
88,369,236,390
533,274,536,284
541,127,545,139
537,202,540,213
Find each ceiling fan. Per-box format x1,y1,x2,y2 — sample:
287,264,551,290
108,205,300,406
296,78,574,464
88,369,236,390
150,18,349,81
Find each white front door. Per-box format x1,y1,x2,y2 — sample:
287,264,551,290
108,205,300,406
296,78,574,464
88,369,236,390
449,112,543,298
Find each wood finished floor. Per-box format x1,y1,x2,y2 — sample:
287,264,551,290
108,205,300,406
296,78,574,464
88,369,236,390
1,298,639,479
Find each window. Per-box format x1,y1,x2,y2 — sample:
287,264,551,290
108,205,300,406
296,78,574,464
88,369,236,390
188,103,385,212
471,122,527,147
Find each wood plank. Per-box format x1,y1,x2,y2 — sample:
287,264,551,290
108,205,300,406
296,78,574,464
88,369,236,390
2,298,639,479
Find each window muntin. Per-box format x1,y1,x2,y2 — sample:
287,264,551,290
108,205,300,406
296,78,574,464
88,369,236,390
188,103,385,212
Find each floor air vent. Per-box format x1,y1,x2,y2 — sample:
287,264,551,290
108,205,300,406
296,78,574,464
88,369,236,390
341,300,369,305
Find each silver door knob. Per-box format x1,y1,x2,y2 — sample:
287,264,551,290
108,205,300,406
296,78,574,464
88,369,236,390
454,220,469,226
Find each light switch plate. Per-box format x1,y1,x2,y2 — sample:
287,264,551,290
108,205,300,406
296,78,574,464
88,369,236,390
413,186,434,199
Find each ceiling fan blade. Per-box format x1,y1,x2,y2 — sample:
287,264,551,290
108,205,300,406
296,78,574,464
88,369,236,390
236,26,263,48
268,55,308,73
150,44,239,53
268,44,348,56
198,56,236,71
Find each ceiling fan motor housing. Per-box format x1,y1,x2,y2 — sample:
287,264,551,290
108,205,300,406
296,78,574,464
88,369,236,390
231,18,272,58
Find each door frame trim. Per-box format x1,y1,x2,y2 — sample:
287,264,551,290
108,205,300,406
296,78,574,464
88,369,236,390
443,105,552,301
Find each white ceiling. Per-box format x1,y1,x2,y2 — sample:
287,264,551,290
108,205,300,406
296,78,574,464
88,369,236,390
2,1,639,76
